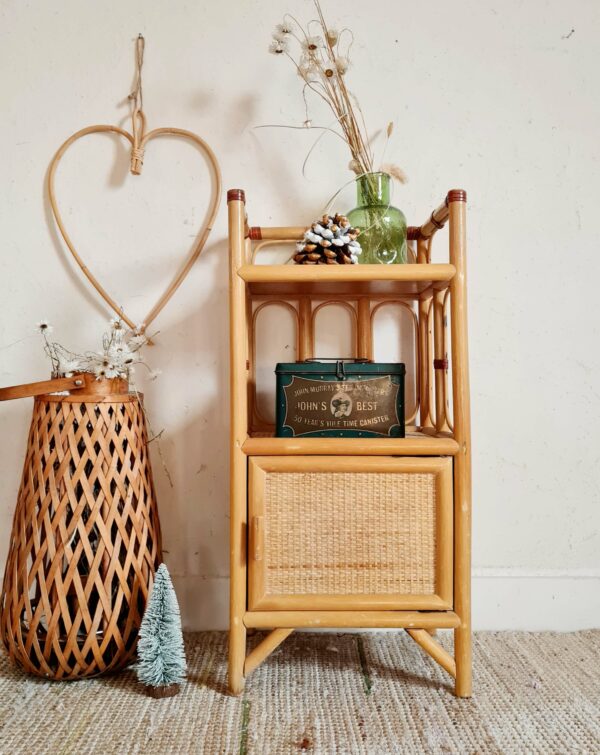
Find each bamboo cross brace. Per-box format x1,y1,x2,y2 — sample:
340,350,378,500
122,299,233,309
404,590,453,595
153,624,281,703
406,628,457,679
244,628,294,676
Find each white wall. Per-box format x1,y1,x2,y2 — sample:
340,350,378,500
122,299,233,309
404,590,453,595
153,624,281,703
1,0,598,631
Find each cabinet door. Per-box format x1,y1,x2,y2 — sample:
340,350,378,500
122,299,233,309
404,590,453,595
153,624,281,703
248,456,453,611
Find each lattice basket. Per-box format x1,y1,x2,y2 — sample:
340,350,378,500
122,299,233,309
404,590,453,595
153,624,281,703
0,374,162,679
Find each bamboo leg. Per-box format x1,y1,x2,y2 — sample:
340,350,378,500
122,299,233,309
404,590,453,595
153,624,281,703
229,614,246,696
228,191,249,696
448,192,472,698
244,628,293,676
406,629,456,678
454,626,471,696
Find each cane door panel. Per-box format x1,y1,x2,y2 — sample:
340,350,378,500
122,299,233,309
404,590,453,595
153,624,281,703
248,456,453,611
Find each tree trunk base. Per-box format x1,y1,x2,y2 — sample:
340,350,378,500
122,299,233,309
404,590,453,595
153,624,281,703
147,683,180,699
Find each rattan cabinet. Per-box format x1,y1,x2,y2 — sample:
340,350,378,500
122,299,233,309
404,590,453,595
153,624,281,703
227,188,472,697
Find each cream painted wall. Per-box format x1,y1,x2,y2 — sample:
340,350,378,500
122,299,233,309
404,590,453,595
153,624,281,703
1,0,599,630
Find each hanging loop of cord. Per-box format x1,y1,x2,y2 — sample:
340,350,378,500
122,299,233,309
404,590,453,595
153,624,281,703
129,34,146,175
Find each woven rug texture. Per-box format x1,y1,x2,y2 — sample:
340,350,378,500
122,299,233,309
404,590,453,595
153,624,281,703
0,630,598,754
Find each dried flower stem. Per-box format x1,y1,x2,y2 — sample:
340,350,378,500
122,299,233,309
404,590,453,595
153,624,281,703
266,0,406,183
313,1,371,171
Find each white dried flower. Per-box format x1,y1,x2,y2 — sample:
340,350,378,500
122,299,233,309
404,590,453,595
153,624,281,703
35,319,53,334
298,56,318,80
302,36,323,52
335,56,349,75
326,28,339,44
110,354,136,372
269,38,289,55
36,319,155,386
148,368,162,381
274,22,293,39
108,343,132,361
93,353,111,368
128,334,147,349
58,357,82,377
348,159,362,174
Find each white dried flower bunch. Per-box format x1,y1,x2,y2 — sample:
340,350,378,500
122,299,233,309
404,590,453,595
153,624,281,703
268,1,406,182
294,213,361,265
35,318,159,382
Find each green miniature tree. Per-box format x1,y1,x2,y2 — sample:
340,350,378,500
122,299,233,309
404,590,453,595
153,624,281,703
136,563,186,697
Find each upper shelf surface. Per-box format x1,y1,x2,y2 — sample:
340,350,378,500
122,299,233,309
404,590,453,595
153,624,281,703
238,263,456,296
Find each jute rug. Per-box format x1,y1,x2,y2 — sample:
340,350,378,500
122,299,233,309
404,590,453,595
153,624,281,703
0,630,598,754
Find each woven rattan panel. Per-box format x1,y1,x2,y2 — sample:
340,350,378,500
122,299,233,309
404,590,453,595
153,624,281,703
264,471,436,596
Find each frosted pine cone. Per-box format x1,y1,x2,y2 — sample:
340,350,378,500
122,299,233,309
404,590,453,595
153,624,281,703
294,213,361,265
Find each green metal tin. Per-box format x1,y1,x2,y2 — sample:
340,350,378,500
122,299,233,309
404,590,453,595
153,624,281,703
275,359,405,438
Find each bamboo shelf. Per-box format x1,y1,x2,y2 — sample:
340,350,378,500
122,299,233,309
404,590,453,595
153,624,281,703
227,187,472,699
238,263,455,297
242,429,459,456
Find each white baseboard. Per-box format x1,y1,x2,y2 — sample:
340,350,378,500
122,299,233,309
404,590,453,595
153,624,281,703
177,570,600,632
1,571,597,632
472,568,600,631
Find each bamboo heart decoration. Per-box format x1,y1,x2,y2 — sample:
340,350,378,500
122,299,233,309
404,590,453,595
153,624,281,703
47,107,222,335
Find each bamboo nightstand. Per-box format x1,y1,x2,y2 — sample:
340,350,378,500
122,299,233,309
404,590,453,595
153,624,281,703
227,188,472,697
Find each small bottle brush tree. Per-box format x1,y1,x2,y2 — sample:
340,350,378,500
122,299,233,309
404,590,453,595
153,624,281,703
136,564,186,698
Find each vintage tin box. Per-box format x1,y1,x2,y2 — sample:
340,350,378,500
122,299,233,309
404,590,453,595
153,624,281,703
275,359,405,438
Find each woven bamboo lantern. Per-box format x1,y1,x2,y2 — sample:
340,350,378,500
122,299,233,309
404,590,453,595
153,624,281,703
0,373,162,679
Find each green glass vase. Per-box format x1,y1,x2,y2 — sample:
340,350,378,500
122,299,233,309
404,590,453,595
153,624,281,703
347,172,407,264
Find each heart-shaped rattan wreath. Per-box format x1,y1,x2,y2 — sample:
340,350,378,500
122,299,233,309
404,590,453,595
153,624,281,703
48,108,221,335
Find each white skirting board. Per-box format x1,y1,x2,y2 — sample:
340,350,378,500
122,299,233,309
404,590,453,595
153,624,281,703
174,570,600,632
471,568,600,631
0,571,597,632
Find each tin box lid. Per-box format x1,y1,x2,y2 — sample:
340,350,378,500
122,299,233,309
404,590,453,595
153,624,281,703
275,359,405,376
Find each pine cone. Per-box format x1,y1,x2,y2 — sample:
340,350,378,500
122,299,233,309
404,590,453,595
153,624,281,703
294,213,362,265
